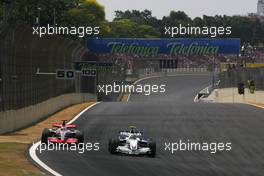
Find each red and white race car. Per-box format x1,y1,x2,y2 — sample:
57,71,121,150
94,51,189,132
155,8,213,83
41,120,84,144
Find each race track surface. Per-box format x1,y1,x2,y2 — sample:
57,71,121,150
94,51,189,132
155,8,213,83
37,75,264,176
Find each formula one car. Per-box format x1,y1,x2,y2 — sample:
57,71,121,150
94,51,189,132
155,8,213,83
108,126,156,157
41,120,84,144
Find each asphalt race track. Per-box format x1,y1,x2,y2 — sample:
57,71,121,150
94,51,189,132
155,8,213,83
37,74,264,176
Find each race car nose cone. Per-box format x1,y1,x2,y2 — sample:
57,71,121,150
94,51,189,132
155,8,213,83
129,140,138,150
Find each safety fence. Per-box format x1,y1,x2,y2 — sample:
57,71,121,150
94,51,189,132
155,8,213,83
218,67,264,91
0,24,88,111
0,24,128,111
0,24,127,133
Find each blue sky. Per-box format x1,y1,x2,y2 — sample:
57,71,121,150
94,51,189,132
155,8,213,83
97,0,258,21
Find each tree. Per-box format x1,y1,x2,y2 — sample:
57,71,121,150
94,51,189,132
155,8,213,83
63,0,105,27
111,9,161,38
108,19,160,38
162,11,191,26
137,24,160,38
1,0,107,27
193,17,204,26
108,19,138,38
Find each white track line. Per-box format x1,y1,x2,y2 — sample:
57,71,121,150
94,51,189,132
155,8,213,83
244,102,264,109
29,141,61,176
126,75,162,102
29,102,101,176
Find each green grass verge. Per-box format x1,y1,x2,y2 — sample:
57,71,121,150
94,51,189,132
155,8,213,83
0,143,45,176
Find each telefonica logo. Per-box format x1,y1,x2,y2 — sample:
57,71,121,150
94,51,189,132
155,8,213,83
167,42,219,56
107,42,159,56
107,42,219,56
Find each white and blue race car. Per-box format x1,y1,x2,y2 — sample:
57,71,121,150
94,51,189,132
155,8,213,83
108,126,156,157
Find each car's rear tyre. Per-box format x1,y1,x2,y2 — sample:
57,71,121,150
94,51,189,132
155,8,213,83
108,138,119,154
76,131,84,144
41,128,51,144
147,141,156,157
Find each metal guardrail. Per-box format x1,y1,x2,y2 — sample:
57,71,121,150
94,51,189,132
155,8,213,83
196,80,220,101
137,67,209,76
163,67,208,73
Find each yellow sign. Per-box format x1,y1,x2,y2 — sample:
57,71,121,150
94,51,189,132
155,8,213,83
220,63,237,72
245,63,264,68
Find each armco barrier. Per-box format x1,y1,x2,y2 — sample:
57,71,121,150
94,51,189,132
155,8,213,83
137,67,208,76
137,68,210,78
0,93,94,134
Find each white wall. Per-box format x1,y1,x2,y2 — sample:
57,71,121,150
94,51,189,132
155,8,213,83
211,88,264,104
0,93,94,134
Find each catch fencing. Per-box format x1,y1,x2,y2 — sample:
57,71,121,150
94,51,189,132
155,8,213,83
218,67,264,91
0,24,86,111
0,24,127,133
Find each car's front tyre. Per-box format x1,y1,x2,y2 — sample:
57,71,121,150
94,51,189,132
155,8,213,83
76,131,84,144
41,128,51,144
147,141,156,157
108,138,119,154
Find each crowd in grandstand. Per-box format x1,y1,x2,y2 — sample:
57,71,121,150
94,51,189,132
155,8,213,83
92,46,264,74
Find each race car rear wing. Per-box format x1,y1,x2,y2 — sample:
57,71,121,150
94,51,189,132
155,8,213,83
52,123,76,128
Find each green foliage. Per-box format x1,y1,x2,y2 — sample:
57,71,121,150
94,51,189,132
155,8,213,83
108,19,138,38
114,9,161,28
112,9,264,44
137,25,160,38
1,0,263,44
162,11,192,26
108,19,160,38
79,0,105,20
110,10,161,38
1,0,106,27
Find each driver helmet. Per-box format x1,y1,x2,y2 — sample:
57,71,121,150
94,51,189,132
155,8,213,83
61,126,67,131
62,120,66,127
130,128,136,134
130,135,137,140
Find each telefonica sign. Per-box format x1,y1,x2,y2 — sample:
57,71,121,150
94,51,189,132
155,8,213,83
87,38,240,56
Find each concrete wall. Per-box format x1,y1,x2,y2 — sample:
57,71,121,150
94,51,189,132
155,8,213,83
208,88,264,104
0,93,95,134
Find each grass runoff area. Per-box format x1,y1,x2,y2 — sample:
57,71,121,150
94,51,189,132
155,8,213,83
0,143,43,176
0,101,95,176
